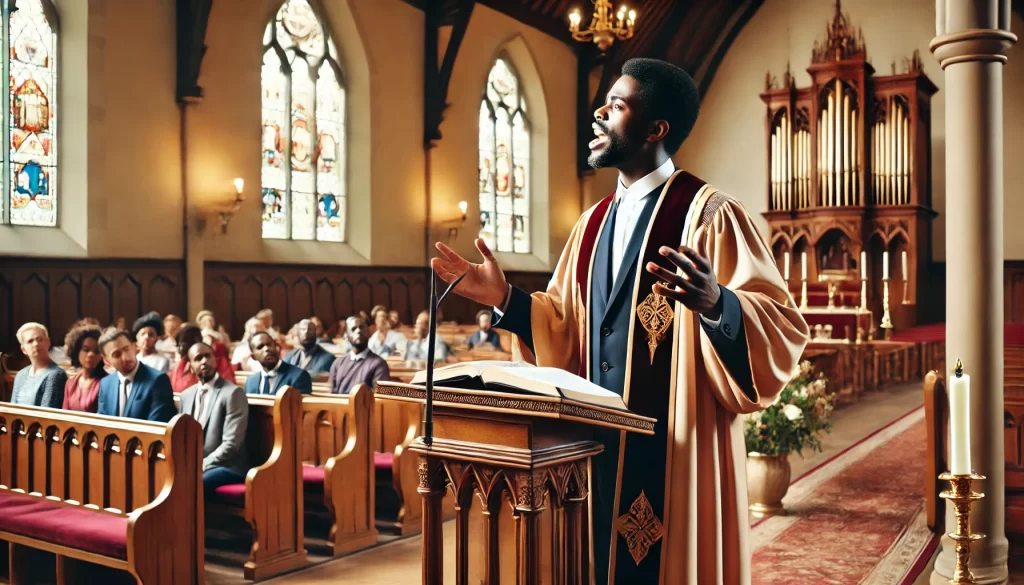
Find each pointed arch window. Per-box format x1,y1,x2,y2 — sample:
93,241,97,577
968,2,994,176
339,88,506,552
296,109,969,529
478,57,530,254
261,0,346,241
1,0,58,227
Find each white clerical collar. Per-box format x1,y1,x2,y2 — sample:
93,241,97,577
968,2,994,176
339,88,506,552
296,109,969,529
615,158,675,204
350,348,370,361
118,361,141,384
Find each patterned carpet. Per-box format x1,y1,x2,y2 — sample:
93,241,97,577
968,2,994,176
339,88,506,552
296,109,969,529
751,409,933,585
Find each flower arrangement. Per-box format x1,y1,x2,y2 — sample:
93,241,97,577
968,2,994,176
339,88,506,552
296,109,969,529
745,361,836,456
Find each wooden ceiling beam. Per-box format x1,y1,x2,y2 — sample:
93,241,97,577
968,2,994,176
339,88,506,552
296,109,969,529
691,0,763,96
424,0,476,148
175,0,213,102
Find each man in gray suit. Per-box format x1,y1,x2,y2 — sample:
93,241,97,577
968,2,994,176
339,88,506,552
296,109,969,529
179,342,250,496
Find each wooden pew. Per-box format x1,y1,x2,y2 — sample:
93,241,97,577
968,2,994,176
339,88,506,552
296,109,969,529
302,383,377,556
1005,347,1024,534
206,387,307,581
0,406,203,585
373,397,424,535
923,371,947,532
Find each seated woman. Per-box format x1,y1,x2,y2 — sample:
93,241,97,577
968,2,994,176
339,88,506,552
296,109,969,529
466,310,501,350
134,311,171,373
231,317,264,372
368,308,407,358
62,324,107,413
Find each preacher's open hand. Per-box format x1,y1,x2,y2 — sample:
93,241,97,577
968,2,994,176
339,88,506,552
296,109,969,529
646,245,722,319
431,239,509,307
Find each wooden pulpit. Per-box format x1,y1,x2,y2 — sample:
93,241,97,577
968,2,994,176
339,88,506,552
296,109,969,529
375,381,655,585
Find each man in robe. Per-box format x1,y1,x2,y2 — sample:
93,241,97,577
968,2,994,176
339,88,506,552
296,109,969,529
432,58,809,585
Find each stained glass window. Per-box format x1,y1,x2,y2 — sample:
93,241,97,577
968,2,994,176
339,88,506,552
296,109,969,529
0,0,58,227
261,0,346,242
479,58,530,254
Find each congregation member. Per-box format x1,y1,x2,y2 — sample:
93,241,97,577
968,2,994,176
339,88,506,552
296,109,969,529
328,316,390,395
245,331,312,395
171,324,235,393
368,308,406,358
97,329,175,422
309,316,331,343
466,310,501,350
388,309,402,330
196,310,229,344
179,342,250,496
256,309,282,341
62,324,107,413
284,318,335,374
11,322,66,408
231,317,265,371
404,311,450,364
133,312,170,373
156,314,182,355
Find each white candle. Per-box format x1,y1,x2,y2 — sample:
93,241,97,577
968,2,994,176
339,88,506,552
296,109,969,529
783,252,790,280
801,252,807,280
949,359,972,475
882,251,889,280
902,251,908,280
860,251,867,280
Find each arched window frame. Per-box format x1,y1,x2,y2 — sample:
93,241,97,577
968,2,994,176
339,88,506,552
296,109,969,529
1,0,59,227
478,54,531,254
261,0,347,242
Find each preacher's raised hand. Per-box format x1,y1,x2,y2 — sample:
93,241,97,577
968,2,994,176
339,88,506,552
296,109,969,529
431,239,509,307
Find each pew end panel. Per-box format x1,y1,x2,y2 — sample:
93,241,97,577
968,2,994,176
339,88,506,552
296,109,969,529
303,384,378,556
0,407,204,585
243,387,307,581
923,371,947,532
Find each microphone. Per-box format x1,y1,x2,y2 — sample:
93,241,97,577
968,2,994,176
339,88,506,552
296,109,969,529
423,270,467,446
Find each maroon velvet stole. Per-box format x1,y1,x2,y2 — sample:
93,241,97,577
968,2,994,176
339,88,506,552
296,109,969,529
573,171,707,581
574,194,615,378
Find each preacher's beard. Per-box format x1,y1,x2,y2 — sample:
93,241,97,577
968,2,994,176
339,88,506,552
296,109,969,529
587,133,636,169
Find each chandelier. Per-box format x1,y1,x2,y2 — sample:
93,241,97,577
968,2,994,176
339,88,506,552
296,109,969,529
568,0,637,52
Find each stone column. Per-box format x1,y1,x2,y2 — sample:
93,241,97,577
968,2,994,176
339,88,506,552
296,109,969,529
930,1,1016,583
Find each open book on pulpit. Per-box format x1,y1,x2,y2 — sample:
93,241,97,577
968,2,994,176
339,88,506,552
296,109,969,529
410,360,626,411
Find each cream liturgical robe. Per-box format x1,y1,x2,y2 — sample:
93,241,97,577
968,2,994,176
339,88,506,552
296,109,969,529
514,171,809,585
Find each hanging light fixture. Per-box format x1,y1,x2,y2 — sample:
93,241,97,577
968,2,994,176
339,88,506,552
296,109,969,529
568,0,637,52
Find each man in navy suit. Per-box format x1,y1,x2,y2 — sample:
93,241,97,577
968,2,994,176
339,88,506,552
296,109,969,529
244,331,312,395
97,329,176,423
283,319,335,375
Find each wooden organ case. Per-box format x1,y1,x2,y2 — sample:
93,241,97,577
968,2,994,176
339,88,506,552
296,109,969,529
761,0,937,340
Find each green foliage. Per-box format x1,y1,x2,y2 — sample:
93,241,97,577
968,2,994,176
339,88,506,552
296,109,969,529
744,361,837,457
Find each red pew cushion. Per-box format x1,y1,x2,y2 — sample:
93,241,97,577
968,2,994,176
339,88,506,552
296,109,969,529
212,483,247,507
375,452,394,483
0,492,128,560
303,465,325,493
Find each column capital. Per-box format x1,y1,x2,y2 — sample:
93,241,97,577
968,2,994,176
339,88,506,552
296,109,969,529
930,28,1017,69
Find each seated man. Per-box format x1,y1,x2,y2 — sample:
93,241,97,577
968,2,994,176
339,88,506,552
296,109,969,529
134,312,171,373
368,308,406,358
284,318,335,375
328,316,390,395
180,342,250,496
11,322,67,408
156,314,182,355
404,310,450,365
97,329,176,422
466,309,501,350
245,331,312,395
172,324,235,392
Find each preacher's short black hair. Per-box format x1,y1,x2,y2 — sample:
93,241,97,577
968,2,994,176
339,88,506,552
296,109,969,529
620,58,700,155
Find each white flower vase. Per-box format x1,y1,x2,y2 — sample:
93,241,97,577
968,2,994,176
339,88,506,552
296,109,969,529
746,452,791,518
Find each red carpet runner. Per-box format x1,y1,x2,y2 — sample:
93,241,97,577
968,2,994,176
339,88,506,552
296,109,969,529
751,409,935,585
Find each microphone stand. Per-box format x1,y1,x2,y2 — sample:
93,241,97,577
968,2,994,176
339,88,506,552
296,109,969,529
422,270,466,447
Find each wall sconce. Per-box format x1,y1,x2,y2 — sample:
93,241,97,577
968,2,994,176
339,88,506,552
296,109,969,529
218,178,245,234
440,200,469,244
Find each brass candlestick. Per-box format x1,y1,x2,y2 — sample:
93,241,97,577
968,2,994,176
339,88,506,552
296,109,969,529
880,278,893,333
860,277,868,311
800,278,808,310
938,472,986,584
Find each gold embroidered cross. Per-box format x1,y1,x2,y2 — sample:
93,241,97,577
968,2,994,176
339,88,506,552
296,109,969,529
615,491,664,565
637,292,673,364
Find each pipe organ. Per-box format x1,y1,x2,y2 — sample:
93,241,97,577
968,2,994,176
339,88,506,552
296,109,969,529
761,0,937,334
